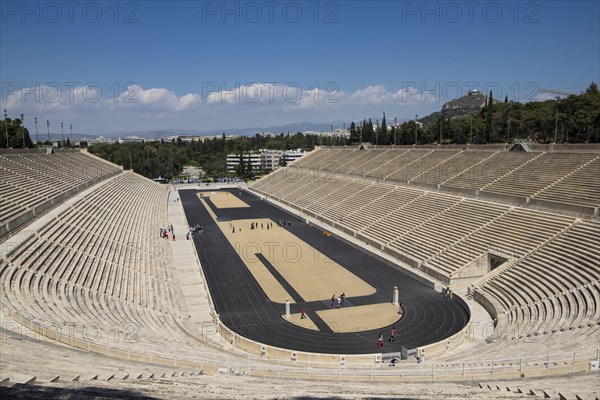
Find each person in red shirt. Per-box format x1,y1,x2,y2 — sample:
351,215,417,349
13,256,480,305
390,325,397,342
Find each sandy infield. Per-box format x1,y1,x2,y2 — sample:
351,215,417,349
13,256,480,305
200,191,251,208
317,302,401,333
284,312,319,331
198,193,375,303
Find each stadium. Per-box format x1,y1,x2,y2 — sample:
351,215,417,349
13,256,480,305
1,144,598,399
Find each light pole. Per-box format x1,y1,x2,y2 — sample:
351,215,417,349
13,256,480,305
506,105,511,144
359,121,363,143
554,96,559,143
469,113,474,144
70,123,72,141
331,125,334,146
3,109,8,148
21,114,25,148
439,110,443,145
46,120,50,143
35,117,38,144
414,114,418,145
61,122,64,146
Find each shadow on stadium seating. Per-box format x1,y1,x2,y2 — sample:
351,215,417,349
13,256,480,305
292,397,420,400
0,384,159,400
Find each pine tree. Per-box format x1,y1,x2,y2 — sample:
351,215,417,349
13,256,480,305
367,118,374,143
247,154,253,176
349,121,359,143
380,112,387,144
236,152,245,176
361,118,368,142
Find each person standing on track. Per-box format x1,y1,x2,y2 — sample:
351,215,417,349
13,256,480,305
377,333,384,349
389,325,397,342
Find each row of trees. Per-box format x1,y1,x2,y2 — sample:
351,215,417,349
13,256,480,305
348,83,600,145
0,117,34,148
0,117,77,149
7,83,599,180
89,132,348,180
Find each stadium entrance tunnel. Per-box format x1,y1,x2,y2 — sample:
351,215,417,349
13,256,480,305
488,252,509,270
450,248,513,286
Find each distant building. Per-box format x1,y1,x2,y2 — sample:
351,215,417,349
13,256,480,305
261,150,282,171
226,152,262,172
87,136,114,145
167,134,236,142
178,135,207,142
120,136,144,143
303,129,350,137
282,149,306,164
263,149,307,169
226,149,307,173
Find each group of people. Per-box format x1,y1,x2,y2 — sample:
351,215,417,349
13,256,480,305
249,221,275,230
377,325,398,348
160,225,175,240
443,287,453,299
377,303,406,349
331,293,346,308
187,224,203,240
230,220,291,234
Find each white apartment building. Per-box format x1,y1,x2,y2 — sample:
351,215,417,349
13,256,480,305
226,152,262,172
226,149,307,173
282,149,306,164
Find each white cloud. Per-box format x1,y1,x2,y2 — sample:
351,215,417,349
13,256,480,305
176,93,201,111
112,85,196,111
529,92,566,102
346,85,431,106
347,85,387,104
1,82,445,133
3,82,435,113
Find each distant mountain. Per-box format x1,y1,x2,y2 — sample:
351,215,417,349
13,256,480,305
36,133,101,141
420,91,489,125
249,121,347,135
94,121,347,139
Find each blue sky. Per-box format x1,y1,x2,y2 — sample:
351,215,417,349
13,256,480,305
1,1,599,134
